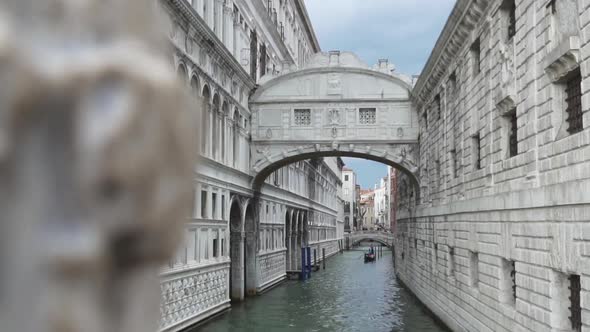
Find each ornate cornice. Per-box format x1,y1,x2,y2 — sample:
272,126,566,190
166,0,256,90
412,0,490,107
292,0,321,53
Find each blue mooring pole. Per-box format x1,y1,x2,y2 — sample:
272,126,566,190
306,246,312,279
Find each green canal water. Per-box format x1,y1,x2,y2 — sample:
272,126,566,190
194,247,448,332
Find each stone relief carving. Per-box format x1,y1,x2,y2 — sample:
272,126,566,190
160,268,228,329
327,74,342,95
328,108,341,125
499,42,514,88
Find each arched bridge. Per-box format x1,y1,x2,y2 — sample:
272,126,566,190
249,51,421,195
344,231,395,249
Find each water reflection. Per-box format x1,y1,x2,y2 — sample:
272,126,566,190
195,247,448,332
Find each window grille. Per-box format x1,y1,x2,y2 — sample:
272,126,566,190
359,108,376,124
508,109,518,157
508,0,516,39
569,274,581,332
565,70,583,134
510,260,516,302
473,133,481,170
294,109,311,126
451,149,459,178
434,94,441,120
471,38,481,76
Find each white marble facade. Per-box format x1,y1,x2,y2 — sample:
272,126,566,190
158,0,343,331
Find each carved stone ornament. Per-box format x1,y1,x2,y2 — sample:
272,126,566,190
498,42,514,88
327,74,342,95
0,1,196,332
266,128,273,138
328,108,341,125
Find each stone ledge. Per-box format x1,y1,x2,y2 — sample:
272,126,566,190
544,36,580,83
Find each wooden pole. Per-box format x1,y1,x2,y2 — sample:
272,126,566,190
322,248,326,270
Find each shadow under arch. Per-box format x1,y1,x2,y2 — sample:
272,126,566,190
251,151,420,201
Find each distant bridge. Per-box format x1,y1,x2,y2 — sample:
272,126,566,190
344,231,394,249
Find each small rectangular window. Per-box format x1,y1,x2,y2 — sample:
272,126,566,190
470,251,479,288
201,190,207,218
506,109,518,157
471,38,481,76
434,94,441,120
569,274,582,331
472,132,481,170
359,108,376,124
565,69,583,134
447,247,455,276
449,71,457,96
502,0,517,40
344,175,349,181
212,237,219,258
422,110,428,128
294,109,311,126
221,195,225,220
211,193,217,219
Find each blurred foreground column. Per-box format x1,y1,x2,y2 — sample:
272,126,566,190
0,1,195,331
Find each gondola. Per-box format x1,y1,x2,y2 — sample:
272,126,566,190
364,252,376,262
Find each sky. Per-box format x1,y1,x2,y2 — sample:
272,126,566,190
304,0,455,188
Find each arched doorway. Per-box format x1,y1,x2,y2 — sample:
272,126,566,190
229,198,244,301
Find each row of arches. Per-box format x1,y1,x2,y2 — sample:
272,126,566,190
284,209,308,272
176,61,248,170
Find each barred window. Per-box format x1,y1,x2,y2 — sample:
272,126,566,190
565,70,583,134
471,38,481,76
434,94,441,120
472,132,481,170
294,109,311,126
359,108,376,124
569,274,581,332
507,109,518,157
502,0,516,40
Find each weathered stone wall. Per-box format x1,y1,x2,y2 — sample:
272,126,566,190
396,0,590,331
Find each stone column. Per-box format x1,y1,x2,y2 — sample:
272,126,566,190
230,231,245,300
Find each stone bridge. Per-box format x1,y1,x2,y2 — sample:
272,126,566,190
344,231,395,249
249,51,421,195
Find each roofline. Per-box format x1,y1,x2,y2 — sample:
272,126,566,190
293,0,321,53
251,66,413,102
413,0,490,106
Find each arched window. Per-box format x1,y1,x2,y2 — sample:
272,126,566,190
201,85,211,155
221,101,229,164
233,108,240,168
212,94,220,160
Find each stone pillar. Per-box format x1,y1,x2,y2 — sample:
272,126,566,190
230,231,245,300
206,189,213,219
245,230,258,295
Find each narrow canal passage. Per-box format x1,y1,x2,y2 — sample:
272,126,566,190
194,246,448,332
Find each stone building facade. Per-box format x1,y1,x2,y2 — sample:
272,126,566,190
395,0,590,331
342,167,357,232
157,1,344,331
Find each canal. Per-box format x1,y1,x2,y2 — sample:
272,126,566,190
193,246,448,332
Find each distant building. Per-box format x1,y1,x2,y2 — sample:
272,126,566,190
373,177,388,230
342,167,357,232
359,189,376,230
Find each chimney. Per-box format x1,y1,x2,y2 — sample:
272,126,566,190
329,50,341,66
